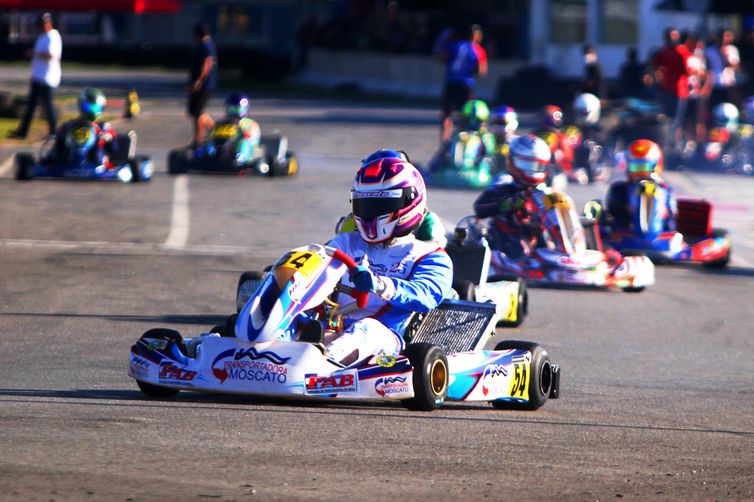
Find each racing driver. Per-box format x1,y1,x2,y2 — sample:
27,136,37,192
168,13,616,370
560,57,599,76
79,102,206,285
321,150,453,365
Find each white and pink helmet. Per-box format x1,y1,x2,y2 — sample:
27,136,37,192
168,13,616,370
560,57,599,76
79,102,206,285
351,152,427,243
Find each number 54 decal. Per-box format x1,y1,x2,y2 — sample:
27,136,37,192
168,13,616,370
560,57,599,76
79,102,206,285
508,361,530,400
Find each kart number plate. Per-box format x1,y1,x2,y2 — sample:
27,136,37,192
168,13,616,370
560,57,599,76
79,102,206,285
509,361,530,400
72,127,92,145
213,124,238,140
277,251,323,279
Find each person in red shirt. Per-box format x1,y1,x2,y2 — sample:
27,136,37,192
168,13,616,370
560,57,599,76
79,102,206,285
651,27,688,149
471,24,488,78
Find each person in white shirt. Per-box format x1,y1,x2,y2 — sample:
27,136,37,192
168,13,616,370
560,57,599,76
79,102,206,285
8,12,62,139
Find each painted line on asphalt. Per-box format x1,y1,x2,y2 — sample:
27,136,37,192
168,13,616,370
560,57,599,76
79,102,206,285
0,238,272,256
164,175,190,249
0,155,14,177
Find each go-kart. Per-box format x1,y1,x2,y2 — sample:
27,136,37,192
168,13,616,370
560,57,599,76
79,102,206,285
596,179,731,267
168,120,298,177
130,244,559,411
455,191,655,291
672,125,754,176
14,123,152,183
422,130,502,188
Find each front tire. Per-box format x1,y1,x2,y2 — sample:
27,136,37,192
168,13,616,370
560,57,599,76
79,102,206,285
452,279,476,301
168,148,189,174
14,153,35,180
135,328,184,398
491,340,553,410
495,277,528,327
401,343,448,411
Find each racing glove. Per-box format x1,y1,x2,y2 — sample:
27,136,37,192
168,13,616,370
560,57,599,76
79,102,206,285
350,265,394,300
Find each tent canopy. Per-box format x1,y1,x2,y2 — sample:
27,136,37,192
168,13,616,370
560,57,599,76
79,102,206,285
0,0,180,14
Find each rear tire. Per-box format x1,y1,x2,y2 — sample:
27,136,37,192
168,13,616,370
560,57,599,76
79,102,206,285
703,229,731,268
236,271,264,312
168,148,189,174
452,279,476,301
491,340,553,410
14,153,35,180
401,343,448,411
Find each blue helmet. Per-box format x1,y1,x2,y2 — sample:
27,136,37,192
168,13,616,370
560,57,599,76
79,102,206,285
78,88,106,121
226,92,250,118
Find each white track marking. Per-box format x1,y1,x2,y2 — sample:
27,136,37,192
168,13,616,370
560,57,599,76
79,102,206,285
164,175,190,248
0,238,271,256
0,155,14,177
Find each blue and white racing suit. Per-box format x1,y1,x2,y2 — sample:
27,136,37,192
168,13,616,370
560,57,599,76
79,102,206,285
324,232,453,363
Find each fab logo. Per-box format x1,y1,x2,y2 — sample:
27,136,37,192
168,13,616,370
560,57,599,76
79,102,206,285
304,370,358,395
158,362,197,384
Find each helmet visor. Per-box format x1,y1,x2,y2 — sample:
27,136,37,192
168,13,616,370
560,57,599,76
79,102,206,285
514,157,548,173
627,160,654,175
352,187,414,220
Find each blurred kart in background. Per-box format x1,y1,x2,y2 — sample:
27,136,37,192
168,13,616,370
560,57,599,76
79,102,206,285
168,121,298,177
14,126,152,183
422,130,503,189
595,179,731,267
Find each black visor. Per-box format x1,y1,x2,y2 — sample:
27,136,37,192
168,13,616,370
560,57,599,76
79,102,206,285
352,187,415,220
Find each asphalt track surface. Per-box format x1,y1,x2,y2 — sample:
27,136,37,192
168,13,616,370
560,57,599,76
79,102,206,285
0,69,753,501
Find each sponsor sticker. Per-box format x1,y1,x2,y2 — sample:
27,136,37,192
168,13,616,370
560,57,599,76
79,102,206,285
375,375,409,397
481,364,508,397
305,370,358,395
375,355,396,368
129,355,150,378
146,339,168,351
158,362,197,385
211,348,289,384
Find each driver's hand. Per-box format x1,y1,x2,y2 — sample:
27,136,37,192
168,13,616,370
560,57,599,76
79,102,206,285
350,266,376,293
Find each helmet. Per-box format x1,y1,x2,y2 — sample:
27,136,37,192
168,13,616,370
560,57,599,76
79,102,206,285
78,88,106,121
625,139,663,181
461,99,490,131
508,134,551,186
351,154,427,243
226,92,250,118
712,102,739,133
489,105,518,140
541,105,564,129
573,93,601,125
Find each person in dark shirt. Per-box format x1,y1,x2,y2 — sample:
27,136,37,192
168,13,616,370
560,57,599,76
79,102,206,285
188,22,218,147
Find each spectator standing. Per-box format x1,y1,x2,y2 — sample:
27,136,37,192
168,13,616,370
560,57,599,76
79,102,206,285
471,24,488,78
582,45,605,99
651,27,687,149
438,24,484,143
619,47,648,99
188,22,217,147
8,12,61,139
721,29,741,106
685,35,712,143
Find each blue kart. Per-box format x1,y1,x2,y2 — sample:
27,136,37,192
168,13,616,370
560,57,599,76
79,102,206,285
14,123,152,183
596,179,731,267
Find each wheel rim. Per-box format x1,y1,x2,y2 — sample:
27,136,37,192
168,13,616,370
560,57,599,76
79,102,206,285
429,359,448,397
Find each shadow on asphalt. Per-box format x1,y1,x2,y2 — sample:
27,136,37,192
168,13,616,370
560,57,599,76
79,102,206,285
0,388,751,436
2,312,229,326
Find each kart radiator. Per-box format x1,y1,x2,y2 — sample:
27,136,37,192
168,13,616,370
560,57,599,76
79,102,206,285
676,199,712,238
408,299,497,353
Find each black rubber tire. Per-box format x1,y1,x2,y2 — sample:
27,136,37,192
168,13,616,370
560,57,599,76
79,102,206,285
496,278,528,328
623,286,645,293
167,148,188,174
491,340,553,411
452,279,476,301
703,228,731,268
401,343,448,411
14,153,35,180
135,328,185,398
268,154,291,177
236,271,264,312
128,158,141,182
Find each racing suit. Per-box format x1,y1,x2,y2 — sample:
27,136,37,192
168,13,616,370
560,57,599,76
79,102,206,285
323,231,453,364
50,118,117,167
605,174,676,232
473,178,546,259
